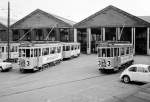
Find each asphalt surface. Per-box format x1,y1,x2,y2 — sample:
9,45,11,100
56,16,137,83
0,54,149,102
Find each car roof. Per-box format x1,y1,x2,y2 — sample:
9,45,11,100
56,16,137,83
0,62,11,65
129,64,150,68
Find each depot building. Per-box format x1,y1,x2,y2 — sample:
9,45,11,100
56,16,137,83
73,5,150,55
0,5,150,55
10,9,75,42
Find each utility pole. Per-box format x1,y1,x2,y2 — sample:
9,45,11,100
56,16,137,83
7,1,10,61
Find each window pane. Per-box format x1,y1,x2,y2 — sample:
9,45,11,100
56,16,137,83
26,49,30,57
114,48,117,56
31,49,33,57
98,48,102,57
63,46,65,51
19,49,21,57
121,48,124,55
129,67,137,72
102,48,106,57
107,48,110,57
111,48,113,57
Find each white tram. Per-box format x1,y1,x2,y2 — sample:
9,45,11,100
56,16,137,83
18,41,81,72
62,42,80,59
18,41,62,72
97,41,134,71
0,41,19,62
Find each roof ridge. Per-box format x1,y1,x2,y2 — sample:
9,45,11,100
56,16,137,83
74,5,150,27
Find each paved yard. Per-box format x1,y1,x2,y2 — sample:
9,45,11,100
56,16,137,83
0,54,149,102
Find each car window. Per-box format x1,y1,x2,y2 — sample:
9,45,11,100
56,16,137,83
128,67,137,72
137,67,148,73
148,66,150,72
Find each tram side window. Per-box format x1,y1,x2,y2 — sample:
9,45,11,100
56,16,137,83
2,47,4,52
71,45,74,50
34,49,38,57
57,47,61,53
22,49,25,57
102,48,106,57
107,48,110,57
118,48,120,56
114,48,117,57
130,47,133,53
111,48,113,57
74,45,77,50
26,49,30,57
126,47,129,54
63,46,65,51
54,47,57,53
121,48,125,56
31,49,33,57
98,48,102,57
46,48,49,55
66,46,70,51
38,48,41,56
19,49,21,57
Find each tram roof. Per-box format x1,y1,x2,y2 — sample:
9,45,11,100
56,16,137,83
97,41,132,47
19,41,61,47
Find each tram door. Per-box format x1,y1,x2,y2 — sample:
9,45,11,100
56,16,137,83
114,48,120,67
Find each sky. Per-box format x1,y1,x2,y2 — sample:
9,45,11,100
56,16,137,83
0,0,150,24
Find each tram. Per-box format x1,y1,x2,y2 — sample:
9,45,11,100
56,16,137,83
97,41,134,72
18,41,62,72
0,41,19,62
18,41,80,72
62,42,80,59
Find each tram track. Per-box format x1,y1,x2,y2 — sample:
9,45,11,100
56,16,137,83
0,73,110,98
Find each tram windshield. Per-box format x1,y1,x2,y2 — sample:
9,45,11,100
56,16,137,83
98,48,112,57
98,47,120,57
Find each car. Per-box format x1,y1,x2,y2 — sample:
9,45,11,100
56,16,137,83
0,62,12,72
120,64,150,83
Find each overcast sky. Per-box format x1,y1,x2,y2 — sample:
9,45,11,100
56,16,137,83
0,0,150,23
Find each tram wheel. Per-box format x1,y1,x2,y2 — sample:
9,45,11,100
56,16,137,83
20,69,25,73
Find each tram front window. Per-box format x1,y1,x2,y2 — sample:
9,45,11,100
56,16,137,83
107,48,110,57
98,48,102,57
26,49,30,57
114,48,117,57
102,48,106,57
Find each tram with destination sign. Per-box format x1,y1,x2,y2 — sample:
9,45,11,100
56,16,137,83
18,41,80,72
97,41,134,72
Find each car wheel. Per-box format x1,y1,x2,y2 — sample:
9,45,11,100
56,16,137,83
123,75,130,83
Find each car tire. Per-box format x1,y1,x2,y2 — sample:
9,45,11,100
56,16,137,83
123,75,130,83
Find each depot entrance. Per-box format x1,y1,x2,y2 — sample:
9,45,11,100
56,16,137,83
135,27,147,54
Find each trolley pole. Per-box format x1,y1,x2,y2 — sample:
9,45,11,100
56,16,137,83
7,1,10,61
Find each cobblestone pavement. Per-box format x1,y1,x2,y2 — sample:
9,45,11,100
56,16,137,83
0,54,149,102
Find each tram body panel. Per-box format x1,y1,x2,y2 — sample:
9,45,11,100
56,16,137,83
97,41,134,71
98,57,114,69
19,43,63,70
62,43,80,58
120,54,133,65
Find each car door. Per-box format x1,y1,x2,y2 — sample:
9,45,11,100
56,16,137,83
128,67,137,81
136,67,149,82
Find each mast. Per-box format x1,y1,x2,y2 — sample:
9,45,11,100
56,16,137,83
7,1,10,60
